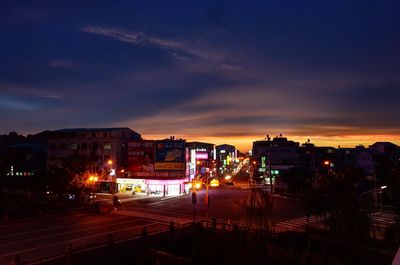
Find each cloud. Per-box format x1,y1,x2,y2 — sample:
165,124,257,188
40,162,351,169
38,94,60,99
220,62,242,71
81,25,235,67
0,98,37,111
49,60,73,68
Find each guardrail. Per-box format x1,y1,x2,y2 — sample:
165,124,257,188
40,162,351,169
18,222,192,265
16,215,328,265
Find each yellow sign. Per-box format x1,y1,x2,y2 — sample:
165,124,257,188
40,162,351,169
210,179,220,187
155,162,185,171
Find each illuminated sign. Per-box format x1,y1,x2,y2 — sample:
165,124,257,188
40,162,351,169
155,162,185,171
155,140,185,171
195,148,207,152
128,140,155,173
196,152,208,160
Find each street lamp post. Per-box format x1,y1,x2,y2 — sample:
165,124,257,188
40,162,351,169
267,153,273,195
192,182,197,224
358,185,387,205
315,160,331,179
88,175,98,204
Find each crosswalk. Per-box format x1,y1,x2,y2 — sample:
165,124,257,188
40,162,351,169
274,215,327,233
370,211,398,226
274,211,399,233
114,209,194,226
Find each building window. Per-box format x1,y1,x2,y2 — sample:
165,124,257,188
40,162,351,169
93,143,98,150
61,143,67,150
81,143,87,150
91,133,96,138
71,143,78,150
104,143,112,150
103,132,108,137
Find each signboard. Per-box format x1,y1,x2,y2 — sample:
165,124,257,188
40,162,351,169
261,156,266,168
128,140,155,174
155,140,185,171
195,152,209,160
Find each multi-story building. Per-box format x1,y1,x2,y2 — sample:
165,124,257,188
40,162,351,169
215,144,237,176
186,141,215,180
252,135,299,169
117,138,188,196
47,128,141,185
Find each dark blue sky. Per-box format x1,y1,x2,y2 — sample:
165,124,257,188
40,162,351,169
1,1,399,149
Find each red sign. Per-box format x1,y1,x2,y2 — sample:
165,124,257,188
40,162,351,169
128,140,155,173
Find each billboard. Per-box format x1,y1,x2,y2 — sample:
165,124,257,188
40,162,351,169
128,140,155,175
155,140,185,171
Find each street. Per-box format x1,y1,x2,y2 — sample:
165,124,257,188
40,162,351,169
0,188,306,264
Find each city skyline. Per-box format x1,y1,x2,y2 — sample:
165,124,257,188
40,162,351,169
1,1,399,151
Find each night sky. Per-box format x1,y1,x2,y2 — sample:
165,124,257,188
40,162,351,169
1,1,399,150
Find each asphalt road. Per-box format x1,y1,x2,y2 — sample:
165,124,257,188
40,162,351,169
0,188,305,264
0,210,169,265
122,188,306,223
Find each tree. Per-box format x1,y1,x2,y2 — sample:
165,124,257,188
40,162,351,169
306,166,371,240
47,155,96,194
281,166,313,196
236,188,274,232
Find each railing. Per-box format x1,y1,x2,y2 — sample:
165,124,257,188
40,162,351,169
16,215,329,265
18,222,192,265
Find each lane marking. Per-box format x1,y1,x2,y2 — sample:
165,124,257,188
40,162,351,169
0,219,146,248
0,222,165,259
0,215,128,240
0,211,99,230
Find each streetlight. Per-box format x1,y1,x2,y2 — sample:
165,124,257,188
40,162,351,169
315,160,331,179
358,185,387,205
88,175,98,203
192,177,213,220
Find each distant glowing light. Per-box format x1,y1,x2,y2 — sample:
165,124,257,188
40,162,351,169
210,179,220,187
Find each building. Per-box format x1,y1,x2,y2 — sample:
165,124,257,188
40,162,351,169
0,131,49,180
216,144,237,176
186,141,216,180
117,138,188,196
252,135,299,169
47,128,141,190
370,142,398,159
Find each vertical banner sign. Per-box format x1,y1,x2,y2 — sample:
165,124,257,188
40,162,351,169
190,149,196,180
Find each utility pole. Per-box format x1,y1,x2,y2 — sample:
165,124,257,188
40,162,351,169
268,153,273,195
192,191,197,223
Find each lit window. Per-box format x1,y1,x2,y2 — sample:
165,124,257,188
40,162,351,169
104,143,112,150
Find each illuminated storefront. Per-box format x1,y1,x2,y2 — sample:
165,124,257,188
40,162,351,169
116,178,146,194
146,178,188,196
123,139,188,197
